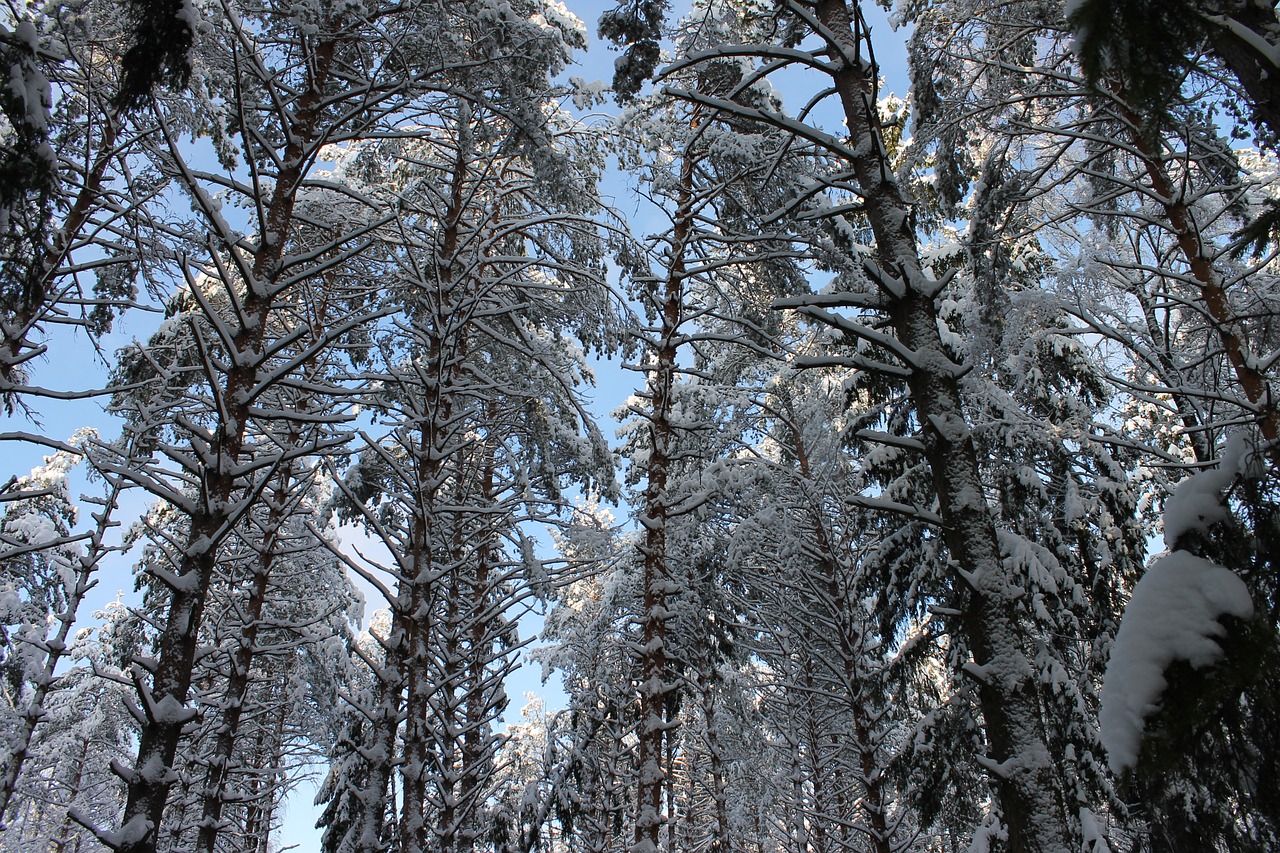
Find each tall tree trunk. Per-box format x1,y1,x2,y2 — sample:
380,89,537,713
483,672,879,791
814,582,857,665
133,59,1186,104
701,684,730,853
339,102,476,853
786,726,810,853
397,514,431,853
110,35,340,853
256,694,288,853
787,412,893,853
240,722,269,851
633,121,697,853
195,464,297,853
197,274,336,853
346,581,411,853
409,110,475,853
457,452,501,853
801,1,1073,848
1123,109,1280,466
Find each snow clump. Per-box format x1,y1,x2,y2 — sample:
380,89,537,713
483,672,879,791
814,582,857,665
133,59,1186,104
1161,432,1256,548
1100,435,1257,775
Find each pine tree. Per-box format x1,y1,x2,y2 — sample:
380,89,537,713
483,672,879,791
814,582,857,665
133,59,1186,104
315,69,618,851
650,0,1081,844
0,4,155,412
80,0,461,841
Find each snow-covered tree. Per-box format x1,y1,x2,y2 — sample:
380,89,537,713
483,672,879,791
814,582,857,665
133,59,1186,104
6,0,1280,850
0,436,136,828
0,4,158,411
315,71,618,850
78,0,485,842
901,1,1280,846
640,1,1079,845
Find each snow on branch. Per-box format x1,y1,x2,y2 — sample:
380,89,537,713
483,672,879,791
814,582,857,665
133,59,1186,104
1161,432,1258,549
1100,434,1258,775
1098,551,1252,775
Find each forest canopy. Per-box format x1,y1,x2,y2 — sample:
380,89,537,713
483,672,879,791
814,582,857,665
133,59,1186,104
1,0,1279,851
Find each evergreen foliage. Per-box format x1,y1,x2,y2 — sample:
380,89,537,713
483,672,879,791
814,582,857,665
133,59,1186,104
1,0,1279,851
1066,0,1206,125
114,0,194,110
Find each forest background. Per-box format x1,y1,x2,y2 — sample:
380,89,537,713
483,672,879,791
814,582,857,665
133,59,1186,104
1,0,1278,852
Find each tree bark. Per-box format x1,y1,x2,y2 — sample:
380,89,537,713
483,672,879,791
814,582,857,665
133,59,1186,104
111,34,340,853
195,467,294,853
806,1,1073,848
1124,114,1280,466
633,140,694,853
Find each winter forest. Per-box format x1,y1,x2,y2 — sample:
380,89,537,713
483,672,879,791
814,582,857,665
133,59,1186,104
3,0,1280,850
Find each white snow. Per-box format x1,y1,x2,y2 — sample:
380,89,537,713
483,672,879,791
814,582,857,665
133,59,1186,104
1099,551,1253,775
151,694,197,725
5,24,51,133
103,814,154,847
965,808,1005,853
1161,432,1253,548
1061,0,1088,20
4,512,58,546
1080,808,1112,852
1103,432,1264,777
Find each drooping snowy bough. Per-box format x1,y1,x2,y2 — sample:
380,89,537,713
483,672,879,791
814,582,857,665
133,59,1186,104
1100,437,1258,775
1099,551,1253,775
